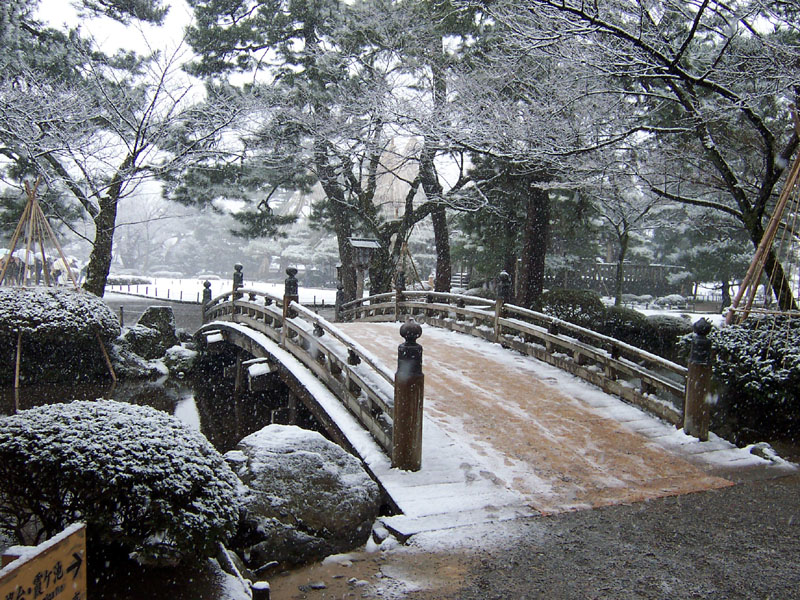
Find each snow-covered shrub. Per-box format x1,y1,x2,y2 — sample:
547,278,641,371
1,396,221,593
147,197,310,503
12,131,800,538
653,294,687,308
0,287,119,342
645,314,693,362
621,293,653,306
0,400,240,565
711,317,800,438
106,275,152,286
535,289,605,329
601,305,651,348
0,287,120,383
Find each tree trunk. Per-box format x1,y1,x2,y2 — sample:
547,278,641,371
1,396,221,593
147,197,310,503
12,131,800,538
421,33,451,293
431,205,451,292
721,280,731,309
315,141,357,302
369,246,393,294
614,232,629,306
83,194,119,297
516,186,550,307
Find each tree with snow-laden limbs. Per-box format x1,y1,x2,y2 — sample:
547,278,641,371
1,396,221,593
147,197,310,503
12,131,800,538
0,0,247,296
184,0,499,298
0,400,240,565
472,0,800,310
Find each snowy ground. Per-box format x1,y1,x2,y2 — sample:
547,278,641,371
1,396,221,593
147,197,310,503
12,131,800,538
105,277,338,306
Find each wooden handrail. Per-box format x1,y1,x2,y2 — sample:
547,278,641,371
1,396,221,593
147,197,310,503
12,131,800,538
202,287,396,453
341,289,687,425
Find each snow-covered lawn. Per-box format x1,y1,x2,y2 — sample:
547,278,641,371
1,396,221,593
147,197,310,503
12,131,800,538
105,277,338,305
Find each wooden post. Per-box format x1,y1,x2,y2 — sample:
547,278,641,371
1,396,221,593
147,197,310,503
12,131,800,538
232,264,243,323
252,581,271,600
14,330,22,391
234,350,243,394
334,283,344,322
495,270,512,342
684,318,713,441
283,267,299,321
392,318,424,471
95,330,117,384
202,280,212,323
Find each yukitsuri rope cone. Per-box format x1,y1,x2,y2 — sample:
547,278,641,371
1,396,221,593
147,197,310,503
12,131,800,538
727,113,800,327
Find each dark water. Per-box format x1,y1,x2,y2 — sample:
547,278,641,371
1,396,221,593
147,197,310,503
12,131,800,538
1,368,292,454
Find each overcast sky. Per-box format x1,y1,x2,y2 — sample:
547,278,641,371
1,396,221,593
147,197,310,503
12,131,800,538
37,0,193,54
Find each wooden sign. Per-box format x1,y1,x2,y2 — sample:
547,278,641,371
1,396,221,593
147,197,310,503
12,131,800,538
0,523,86,600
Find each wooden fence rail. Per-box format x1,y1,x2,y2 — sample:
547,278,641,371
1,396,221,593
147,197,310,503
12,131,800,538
341,290,687,425
203,288,397,456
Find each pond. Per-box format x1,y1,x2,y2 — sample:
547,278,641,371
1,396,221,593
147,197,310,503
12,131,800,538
0,354,320,454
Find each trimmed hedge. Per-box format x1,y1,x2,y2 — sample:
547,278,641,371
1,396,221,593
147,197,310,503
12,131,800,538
0,400,240,565
0,287,121,383
535,289,692,361
535,289,606,330
710,317,800,439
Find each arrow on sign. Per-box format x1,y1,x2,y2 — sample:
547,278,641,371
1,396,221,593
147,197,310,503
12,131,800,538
66,552,83,580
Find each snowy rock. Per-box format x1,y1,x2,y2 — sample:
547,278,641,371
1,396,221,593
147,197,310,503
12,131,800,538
121,324,170,359
227,424,381,569
164,344,199,374
115,306,181,361
109,342,169,379
137,306,179,348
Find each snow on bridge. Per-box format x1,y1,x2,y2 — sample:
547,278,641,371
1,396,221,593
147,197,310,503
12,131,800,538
197,284,793,540
337,322,792,538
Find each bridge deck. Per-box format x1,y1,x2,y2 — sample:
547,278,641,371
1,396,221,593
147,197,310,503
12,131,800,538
338,322,788,538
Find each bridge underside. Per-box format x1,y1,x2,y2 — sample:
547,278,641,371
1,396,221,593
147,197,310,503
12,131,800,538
197,322,367,459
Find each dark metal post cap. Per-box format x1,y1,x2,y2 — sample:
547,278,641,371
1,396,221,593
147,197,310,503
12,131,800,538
400,318,422,344
693,317,712,336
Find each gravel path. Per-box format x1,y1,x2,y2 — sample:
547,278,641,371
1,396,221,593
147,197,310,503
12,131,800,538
444,471,800,600
274,471,799,599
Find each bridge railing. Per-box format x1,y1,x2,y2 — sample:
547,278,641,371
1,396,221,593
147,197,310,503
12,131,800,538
341,290,687,425
203,287,396,455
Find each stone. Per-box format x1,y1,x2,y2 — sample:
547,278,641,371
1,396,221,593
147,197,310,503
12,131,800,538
163,344,198,374
227,425,381,570
121,324,169,360
137,306,179,348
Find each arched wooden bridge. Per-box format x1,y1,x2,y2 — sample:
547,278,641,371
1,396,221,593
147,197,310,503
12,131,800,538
198,288,783,537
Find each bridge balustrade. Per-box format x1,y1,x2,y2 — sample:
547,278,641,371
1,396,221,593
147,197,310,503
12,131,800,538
341,290,687,425
203,288,397,455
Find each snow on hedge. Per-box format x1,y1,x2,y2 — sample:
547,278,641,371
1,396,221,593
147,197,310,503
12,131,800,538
0,400,240,565
0,286,119,341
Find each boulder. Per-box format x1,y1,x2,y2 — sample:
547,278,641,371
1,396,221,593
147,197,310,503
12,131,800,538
121,324,169,360
137,306,179,348
226,425,381,569
164,344,199,375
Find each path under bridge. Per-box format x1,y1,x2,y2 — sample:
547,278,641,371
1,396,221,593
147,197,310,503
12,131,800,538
197,288,792,538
